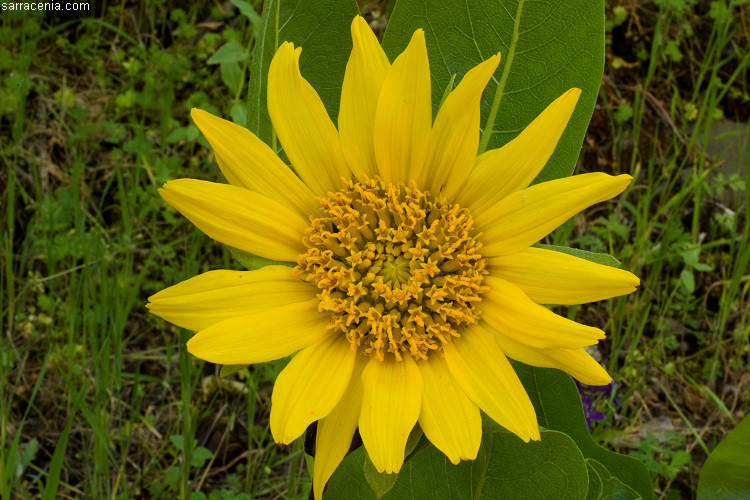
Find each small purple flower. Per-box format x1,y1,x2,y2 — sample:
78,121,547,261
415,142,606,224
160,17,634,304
575,379,620,429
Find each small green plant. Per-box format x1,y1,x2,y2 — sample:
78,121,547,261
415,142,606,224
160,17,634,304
149,435,214,499
630,431,692,481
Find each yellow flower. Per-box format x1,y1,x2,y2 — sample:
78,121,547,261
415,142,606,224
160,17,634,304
148,16,639,499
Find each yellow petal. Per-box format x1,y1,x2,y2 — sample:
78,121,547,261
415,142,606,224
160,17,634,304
458,88,582,215
271,335,356,444
481,276,605,348
444,325,539,442
339,16,390,180
476,173,632,257
418,355,481,464
359,355,423,473
267,42,350,195
373,30,431,184
159,179,307,262
419,54,501,199
313,355,367,500
147,266,315,331
490,247,640,304
186,298,331,364
190,108,318,217
492,332,612,386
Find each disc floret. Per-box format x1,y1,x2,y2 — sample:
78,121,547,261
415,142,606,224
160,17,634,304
294,178,488,361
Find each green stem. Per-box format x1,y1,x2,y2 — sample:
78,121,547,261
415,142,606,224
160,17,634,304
652,378,709,455
478,0,525,154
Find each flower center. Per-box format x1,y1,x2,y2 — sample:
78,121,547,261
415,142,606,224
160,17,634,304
294,177,488,361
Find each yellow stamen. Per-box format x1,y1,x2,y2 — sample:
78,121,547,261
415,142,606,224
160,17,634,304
295,178,488,361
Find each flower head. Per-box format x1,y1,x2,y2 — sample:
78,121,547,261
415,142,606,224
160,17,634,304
147,16,639,499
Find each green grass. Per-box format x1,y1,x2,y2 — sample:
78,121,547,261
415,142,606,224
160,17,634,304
1,0,748,498
1,2,308,498
552,0,750,494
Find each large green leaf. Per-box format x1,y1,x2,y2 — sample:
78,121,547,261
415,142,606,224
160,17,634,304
514,364,653,500
227,246,292,271
537,244,625,269
587,459,641,500
325,429,589,499
697,414,750,500
247,0,359,145
381,0,605,182
586,460,604,500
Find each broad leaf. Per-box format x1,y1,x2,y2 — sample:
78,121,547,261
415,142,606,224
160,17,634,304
229,0,262,28
219,364,247,378
208,41,247,64
537,244,625,269
586,461,604,500
587,459,641,499
227,247,292,271
325,429,589,499
381,0,605,182
220,61,242,95
697,414,750,500
514,364,653,500
247,0,359,145
363,453,398,499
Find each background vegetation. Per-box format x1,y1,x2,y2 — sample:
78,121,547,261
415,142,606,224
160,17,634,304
1,0,748,498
